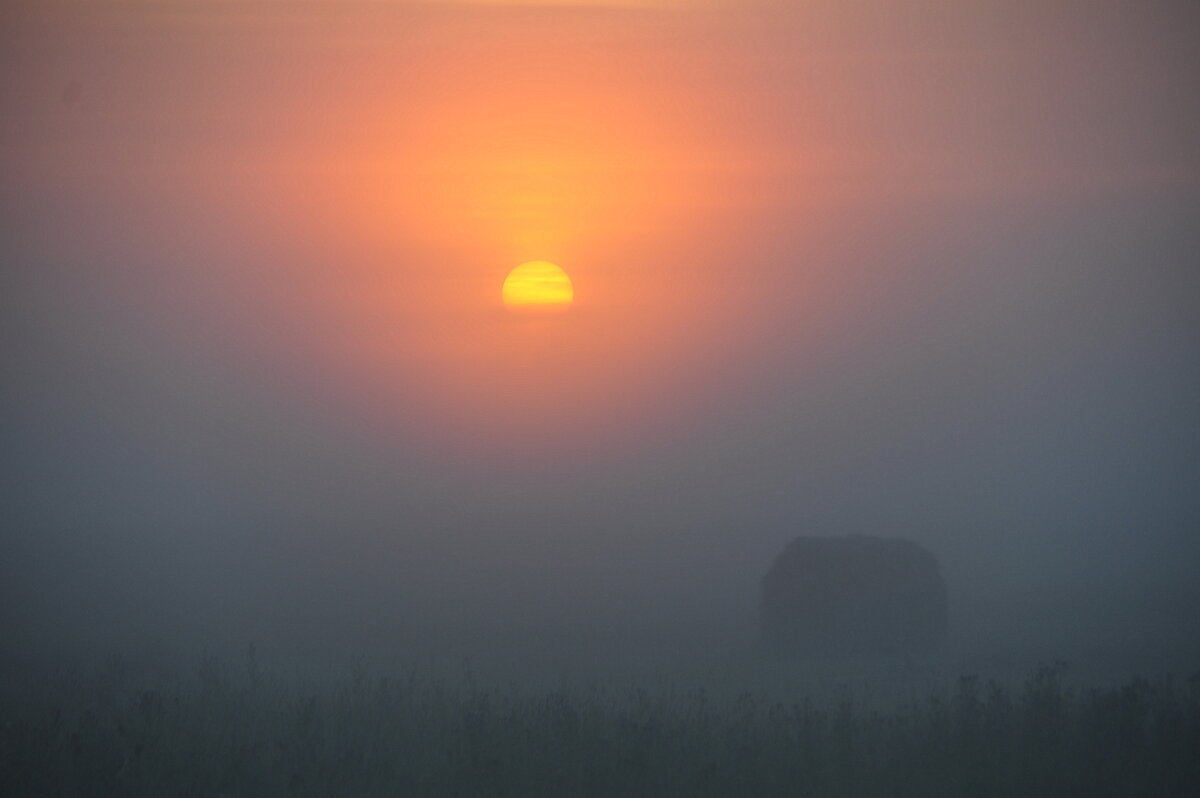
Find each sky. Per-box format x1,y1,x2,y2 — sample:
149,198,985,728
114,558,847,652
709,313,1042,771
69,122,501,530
2,0,1198,678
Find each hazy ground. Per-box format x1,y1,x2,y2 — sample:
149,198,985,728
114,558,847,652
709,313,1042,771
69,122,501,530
4,654,1198,797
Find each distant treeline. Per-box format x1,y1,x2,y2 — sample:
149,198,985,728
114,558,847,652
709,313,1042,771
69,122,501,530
3,659,1198,797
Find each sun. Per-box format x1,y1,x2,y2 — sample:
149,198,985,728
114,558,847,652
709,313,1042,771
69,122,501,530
501,261,574,314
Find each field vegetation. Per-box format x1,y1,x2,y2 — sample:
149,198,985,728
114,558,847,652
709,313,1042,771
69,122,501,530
3,656,1198,796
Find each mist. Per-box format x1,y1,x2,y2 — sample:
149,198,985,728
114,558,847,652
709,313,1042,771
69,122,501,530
3,0,1199,694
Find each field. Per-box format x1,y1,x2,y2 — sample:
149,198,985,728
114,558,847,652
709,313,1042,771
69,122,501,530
3,657,1198,797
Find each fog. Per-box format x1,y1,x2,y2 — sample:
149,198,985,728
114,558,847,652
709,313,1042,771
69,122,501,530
2,0,1198,689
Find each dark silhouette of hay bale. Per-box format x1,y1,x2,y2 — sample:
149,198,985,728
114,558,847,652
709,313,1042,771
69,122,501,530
761,535,948,658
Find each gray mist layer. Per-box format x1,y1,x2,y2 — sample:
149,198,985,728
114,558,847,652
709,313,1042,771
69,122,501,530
2,1,1198,685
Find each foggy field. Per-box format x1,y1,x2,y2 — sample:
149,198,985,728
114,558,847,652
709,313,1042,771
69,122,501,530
4,659,1198,797
4,1,1199,796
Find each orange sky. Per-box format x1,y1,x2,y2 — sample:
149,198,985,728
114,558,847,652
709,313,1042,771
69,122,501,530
4,0,1200,669
4,0,1196,461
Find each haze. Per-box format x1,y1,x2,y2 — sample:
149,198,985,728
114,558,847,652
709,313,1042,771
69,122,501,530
2,0,1198,686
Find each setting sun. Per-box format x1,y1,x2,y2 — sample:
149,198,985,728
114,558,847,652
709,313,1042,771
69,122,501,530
501,261,574,313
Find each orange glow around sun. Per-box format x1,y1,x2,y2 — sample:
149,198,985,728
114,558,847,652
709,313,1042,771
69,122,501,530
502,261,574,313
157,6,781,458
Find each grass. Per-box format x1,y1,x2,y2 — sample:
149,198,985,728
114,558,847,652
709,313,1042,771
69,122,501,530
2,657,1198,796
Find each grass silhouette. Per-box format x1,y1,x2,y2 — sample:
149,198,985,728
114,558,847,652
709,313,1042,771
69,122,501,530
3,658,1198,796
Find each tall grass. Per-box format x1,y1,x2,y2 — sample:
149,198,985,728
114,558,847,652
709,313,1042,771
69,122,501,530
3,658,1197,796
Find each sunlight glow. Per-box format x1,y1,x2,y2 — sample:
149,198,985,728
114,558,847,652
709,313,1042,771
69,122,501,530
502,261,574,313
